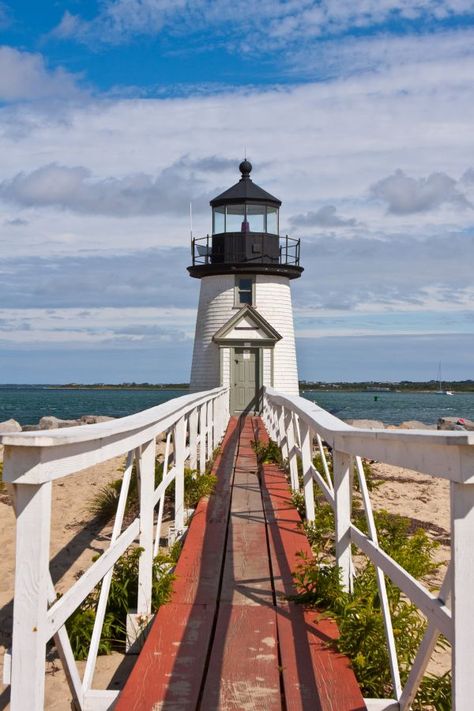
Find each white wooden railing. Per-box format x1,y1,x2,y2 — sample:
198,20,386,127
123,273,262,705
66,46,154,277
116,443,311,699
1,386,229,711
263,387,474,711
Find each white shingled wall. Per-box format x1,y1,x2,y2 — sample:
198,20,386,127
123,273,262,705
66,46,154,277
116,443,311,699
190,273,299,395
190,275,235,391
255,275,299,395
263,348,272,387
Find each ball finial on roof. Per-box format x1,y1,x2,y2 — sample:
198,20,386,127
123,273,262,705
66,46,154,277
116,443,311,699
239,159,252,178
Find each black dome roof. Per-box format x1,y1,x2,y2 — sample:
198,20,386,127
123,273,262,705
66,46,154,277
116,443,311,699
210,161,281,208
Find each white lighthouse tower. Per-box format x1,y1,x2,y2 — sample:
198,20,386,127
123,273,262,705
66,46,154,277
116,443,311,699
188,160,303,413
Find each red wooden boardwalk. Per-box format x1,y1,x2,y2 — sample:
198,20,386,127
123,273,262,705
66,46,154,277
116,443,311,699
116,417,366,711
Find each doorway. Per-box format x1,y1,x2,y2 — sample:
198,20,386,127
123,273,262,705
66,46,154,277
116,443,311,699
231,347,260,414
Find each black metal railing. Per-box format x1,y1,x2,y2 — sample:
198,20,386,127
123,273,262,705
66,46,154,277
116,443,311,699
191,233,300,267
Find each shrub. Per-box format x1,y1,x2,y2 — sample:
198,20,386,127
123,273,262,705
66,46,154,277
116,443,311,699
184,468,217,510
252,438,283,466
293,508,450,708
66,546,176,660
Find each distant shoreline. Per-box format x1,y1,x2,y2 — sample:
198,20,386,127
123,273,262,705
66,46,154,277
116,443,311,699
0,382,473,393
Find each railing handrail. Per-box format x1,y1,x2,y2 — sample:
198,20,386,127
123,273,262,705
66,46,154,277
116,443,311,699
0,387,225,449
266,386,473,443
265,387,474,482
190,233,301,267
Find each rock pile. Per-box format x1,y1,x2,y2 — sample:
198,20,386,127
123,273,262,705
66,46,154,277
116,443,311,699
0,415,115,433
437,417,474,431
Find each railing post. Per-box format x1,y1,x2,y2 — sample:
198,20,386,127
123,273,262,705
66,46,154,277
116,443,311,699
286,411,299,491
451,481,474,710
189,407,198,470
206,399,213,461
199,403,206,474
10,480,52,711
333,450,353,592
300,420,315,522
269,401,278,441
212,397,218,450
137,438,155,615
174,417,186,533
279,406,288,459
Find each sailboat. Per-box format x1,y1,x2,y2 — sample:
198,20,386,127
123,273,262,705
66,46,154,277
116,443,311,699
436,362,454,396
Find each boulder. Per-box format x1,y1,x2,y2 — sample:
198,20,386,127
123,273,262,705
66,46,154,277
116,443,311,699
437,417,474,431
346,419,385,429
0,418,22,433
80,415,115,425
390,421,436,430
21,424,41,431
38,416,80,430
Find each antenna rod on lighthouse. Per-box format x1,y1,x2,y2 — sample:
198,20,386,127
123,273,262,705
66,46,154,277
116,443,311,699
189,201,193,240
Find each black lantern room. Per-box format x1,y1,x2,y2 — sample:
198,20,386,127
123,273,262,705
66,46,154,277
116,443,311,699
188,161,303,279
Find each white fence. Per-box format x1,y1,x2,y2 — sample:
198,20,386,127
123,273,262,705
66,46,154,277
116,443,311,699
263,387,474,711
1,386,229,711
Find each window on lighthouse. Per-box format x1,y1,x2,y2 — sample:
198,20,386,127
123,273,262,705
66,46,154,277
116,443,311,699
212,204,279,234
236,277,254,306
246,204,265,232
226,204,246,232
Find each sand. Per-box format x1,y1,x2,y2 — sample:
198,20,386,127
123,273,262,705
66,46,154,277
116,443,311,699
0,436,452,709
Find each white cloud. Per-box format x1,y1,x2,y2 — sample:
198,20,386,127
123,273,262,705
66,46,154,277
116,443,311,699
0,307,195,346
0,46,83,101
51,1,474,48
290,205,358,228
0,159,217,216
371,169,472,214
287,26,474,78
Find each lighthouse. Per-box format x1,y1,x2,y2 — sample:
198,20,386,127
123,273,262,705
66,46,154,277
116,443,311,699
188,160,303,413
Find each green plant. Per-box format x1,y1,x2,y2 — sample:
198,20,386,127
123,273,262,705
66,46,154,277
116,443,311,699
66,546,176,660
290,490,306,517
184,468,217,510
293,509,450,708
301,501,335,559
252,438,283,466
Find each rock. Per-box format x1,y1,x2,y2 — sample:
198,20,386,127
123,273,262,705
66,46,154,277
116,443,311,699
437,417,474,431
0,418,22,433
346,419,385,429
21,424,41,431
79,415,115,425
391,421,436,430
38,416,80,430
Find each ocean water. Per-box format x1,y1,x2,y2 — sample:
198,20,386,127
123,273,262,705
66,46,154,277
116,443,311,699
301,390,474,426
0,387,188,426
1,386,474,427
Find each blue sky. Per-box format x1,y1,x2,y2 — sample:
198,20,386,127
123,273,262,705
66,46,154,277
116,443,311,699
0,1,473,382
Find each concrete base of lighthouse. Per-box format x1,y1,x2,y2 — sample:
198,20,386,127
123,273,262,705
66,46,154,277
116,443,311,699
190,274,299,412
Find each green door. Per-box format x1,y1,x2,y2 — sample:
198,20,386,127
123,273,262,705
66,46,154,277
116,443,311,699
231,347,260,414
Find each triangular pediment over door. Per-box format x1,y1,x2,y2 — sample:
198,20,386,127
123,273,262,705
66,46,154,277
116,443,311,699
212,305,282,345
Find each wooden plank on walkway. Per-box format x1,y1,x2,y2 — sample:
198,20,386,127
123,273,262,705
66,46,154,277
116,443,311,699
199,604,281,711
115,602,215,711
220,427,273,607
200,419,280,709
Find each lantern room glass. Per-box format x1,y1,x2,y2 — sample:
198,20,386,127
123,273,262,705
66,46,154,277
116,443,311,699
246,204,265,232
213,205,225,234
212,204,279,235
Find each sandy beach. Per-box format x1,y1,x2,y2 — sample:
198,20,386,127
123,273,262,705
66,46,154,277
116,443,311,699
0,425,451,709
